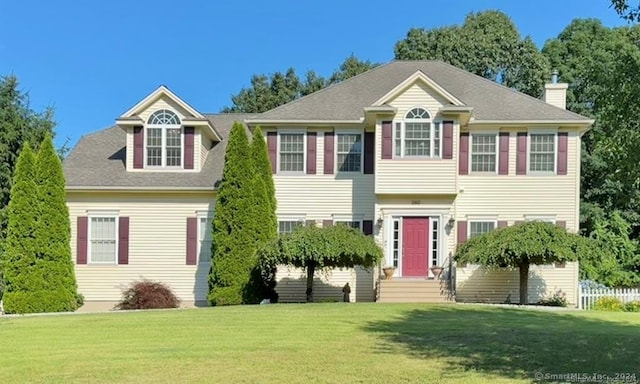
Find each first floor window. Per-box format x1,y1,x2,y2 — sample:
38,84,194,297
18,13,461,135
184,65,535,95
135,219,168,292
90,217,117,263
279,133,304,172
278,220,303,234
199,217,212,262
337,133,362,172
469,221,496,238
335,220,362,230
529,134,555,172
471,134,497,172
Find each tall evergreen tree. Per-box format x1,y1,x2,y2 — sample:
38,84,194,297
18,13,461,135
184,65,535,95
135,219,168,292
33,134,79,312
2,143,44,313
209,122,259,305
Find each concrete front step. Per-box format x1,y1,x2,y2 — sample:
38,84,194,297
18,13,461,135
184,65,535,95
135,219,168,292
378,278,454,303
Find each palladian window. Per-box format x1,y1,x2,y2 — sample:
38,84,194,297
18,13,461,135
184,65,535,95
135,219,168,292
146,109,182,167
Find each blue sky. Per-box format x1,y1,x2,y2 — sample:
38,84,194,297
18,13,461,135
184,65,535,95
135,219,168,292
0,0,626,148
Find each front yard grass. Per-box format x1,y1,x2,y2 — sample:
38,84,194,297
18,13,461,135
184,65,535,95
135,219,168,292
1,304,639,383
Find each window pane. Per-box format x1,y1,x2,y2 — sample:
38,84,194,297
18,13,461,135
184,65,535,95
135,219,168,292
469,221,496,238
337,134,362,172
433,122,441,157
404,123,430,156
530,134,555,172
432,219,438,266
392,219,400,268
406,108,430,119
394,122,401,157
90,217,116,263
278,220,302,234
147,128,163,166
471,134,497,172
148,109,181,125
279,134,304,172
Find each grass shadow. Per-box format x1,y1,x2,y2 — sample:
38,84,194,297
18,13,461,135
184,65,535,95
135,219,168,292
362,305,640,380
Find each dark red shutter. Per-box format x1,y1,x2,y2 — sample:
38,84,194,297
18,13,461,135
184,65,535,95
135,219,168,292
307,132,317,174
457,221,467,244
76,216,88,264
118,217,129,265
499,132,509,175
497,220,508,228
183,127,194,169
557,132,568,175
324,131,334,174
323,220,333,228
556,220,567,229
516,133,527,175
186,217,198,265
363,220,373,235
443,121,454,159
459,133,469,175
381,121,393,159
133,126,144,169
267,132,277,174
364,132,374,174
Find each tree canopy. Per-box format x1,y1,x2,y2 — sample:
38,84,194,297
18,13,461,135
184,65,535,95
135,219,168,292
611,0,640,21
257,224,382,302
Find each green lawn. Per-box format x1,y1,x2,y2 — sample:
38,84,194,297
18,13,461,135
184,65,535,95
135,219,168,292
1,304,639,383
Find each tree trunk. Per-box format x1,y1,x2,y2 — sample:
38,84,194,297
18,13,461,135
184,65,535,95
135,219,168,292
519,263,530,305
305,262,315,303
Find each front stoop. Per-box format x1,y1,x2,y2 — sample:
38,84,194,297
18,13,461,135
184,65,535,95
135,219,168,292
378,278,454,303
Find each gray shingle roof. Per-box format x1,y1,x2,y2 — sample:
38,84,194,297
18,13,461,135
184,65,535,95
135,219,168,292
253,60,590,122
63,114,256,190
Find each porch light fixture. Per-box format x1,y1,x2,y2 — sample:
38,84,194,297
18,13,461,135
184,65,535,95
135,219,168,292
445,217,455,231
376,217,384,229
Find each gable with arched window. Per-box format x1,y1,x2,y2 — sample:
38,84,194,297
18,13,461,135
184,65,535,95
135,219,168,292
146,109,182,167
394,107,441,158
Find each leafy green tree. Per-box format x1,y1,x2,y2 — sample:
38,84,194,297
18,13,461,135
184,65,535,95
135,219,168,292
455,222,584,305
394,10,549,97
257,224,383,302
611,0,640,21
0,75,54,247
209,122,260,305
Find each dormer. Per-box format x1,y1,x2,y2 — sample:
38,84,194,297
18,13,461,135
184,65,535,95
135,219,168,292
116,86,221,172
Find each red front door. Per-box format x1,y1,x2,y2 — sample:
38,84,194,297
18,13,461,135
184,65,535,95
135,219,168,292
402,217,429,277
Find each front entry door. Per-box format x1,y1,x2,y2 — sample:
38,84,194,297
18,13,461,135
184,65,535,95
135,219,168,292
402,217,429,277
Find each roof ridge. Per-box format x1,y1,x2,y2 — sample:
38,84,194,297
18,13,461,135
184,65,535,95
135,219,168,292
255,61,397,118
433,61,590,120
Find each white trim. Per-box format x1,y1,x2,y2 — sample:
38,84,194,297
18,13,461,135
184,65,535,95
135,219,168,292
392,108,444,159
335,129,364,173
276,130,307,175
372,70,464,106
197,214,213,264
469,119,594,127
469,132,498,174
527,131,557,175
467,219,498,238
87,214,119,265
85,209,119,216
245,119,365,125
121,85,204,120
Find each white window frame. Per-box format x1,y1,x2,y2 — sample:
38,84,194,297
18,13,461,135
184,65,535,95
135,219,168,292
197,211,213,264
470,131,498,174
335,129,364,173
277,215,306,234
527,130,558,175
393,107,442,159
87,212,119,265
277,130,306,174
468,220,498,238
144,109,184,169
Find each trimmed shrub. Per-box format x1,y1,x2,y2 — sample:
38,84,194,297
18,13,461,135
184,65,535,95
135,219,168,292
623,300,640,312
117,280,180,310
593,297,624,311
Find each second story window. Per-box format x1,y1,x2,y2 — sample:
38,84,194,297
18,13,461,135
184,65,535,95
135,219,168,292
146,109,182,168
279,133,305,172
471,134,497,172
337,133,362,172
394,107,441,158
529,133,555,173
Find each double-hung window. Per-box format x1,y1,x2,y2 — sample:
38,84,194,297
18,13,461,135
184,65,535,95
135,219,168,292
469,221,496,238
336,133,362,172
394,107,441,158
198,216,212,263
89,217,117,264
470,134,497,172
278,220,303,234
529,133,555,173
146,109,182,168
279,133,305,172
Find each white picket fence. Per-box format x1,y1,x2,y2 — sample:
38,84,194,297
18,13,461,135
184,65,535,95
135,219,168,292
579,287,640,310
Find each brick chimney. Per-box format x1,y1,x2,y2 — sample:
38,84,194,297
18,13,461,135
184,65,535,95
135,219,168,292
544,69,568,109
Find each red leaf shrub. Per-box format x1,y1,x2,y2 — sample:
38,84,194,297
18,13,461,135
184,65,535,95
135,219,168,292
117,279,180,310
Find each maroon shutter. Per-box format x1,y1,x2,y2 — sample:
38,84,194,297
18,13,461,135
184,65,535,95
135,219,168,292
499,132,509,175
556,220,567,229
324,131,334,174
381,121,392,159
186,217,198,265
443,121,454,159
183,127,194,169
459,133,469,175
363,220,373,235
557,132,568,175
364,132,374,174
307,132,317,174
133,126,144,169
118,217,129,265
516,133,527,175
76,216,88,264
497,220,508,228
457,221,467,244
267,132,277,174
323,220,333,228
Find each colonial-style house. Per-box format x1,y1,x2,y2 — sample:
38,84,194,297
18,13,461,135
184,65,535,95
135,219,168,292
63,61,593,308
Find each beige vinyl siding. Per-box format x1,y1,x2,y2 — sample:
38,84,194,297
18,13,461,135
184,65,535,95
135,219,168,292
455,262,579,305
275,266,374,302
200,130,211,171
67,191,215,303
375,81,457,194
